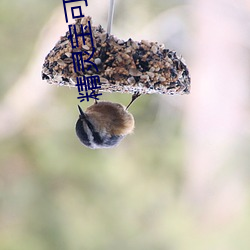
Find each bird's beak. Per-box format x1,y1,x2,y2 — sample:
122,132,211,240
77,105,86,119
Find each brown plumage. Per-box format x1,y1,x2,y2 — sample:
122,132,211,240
85,101,134,136
75,101,134,149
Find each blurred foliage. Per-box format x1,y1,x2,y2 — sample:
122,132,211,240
1,0,250,250
0,0,58,97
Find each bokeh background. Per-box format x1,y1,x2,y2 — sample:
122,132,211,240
1,0,250,249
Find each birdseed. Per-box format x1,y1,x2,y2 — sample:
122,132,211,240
42,16,191,95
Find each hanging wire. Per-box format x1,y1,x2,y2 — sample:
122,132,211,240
107,0,115,34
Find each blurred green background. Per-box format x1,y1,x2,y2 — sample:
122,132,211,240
1,0,250,249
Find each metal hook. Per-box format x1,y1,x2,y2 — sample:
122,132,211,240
107,0,115,35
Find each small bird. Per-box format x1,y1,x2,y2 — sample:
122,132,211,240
76,101,135,149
